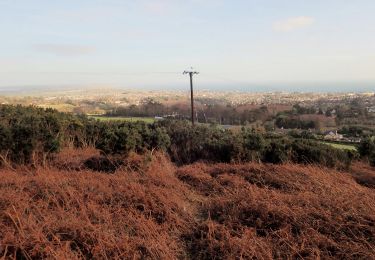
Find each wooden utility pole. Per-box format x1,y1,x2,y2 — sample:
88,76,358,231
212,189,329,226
183,68,199,126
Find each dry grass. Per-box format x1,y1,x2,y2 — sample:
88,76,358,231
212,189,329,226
178,163,375,259
350,162,375,189
52,147,101,171
0,150,374,259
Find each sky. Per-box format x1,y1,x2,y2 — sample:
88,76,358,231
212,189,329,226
0,0,375,92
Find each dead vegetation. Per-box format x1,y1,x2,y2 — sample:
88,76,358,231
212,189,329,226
0,149,374,259
178,163,375,259
350,162,375,188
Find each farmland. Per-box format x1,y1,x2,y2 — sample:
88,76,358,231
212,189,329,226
321,141,358,151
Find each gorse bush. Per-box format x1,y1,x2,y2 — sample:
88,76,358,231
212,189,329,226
158,120,238,164
0,105,170,165
0,106,66,164
95,121,170,155
290,139,356,169
158,120,355,169
240,129,267,162
0,105,359,169
263,138,292,164
358,137,375,166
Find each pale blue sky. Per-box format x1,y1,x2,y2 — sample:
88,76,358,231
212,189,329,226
0,0,375,91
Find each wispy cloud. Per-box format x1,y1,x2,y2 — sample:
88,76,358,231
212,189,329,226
33,44,95,56
273,16,315,32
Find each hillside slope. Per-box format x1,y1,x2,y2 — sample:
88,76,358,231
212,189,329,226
0,152,374,259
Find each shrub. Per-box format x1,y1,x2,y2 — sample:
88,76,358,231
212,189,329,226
161,120,236,164
358,137,375,166
240,128,266,161
290,140,355,169
263,139,291,164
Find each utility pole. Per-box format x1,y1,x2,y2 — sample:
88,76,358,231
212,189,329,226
183,68,199,126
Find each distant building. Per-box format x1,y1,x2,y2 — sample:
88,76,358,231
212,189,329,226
324,131,343,141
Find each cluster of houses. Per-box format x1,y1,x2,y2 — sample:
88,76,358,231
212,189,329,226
323,130,361,143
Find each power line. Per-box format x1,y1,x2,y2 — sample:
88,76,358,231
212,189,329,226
0,71,181,76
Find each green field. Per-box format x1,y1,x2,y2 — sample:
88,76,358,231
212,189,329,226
89,116,156,123
321,142,357,151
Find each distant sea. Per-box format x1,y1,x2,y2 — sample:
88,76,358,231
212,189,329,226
0,82,373,95
190,83,375,93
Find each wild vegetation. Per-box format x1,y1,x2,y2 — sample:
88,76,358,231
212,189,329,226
0,105,364,170
0,104,374,259
0,151,374,259
358,137,375,166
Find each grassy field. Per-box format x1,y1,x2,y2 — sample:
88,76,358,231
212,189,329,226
89,115,156,123
321,141,357,151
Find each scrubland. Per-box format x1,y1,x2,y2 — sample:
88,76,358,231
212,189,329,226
0,149,374,259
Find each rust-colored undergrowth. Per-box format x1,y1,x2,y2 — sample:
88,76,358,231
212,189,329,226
0,149,374,259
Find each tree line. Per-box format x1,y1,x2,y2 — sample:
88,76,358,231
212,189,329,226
106,99,272,125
